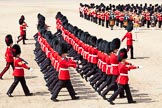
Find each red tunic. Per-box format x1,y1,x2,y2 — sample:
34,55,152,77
90,48,98,64
110,53,119,75
101,53,107,73
13,57,29,77
116,62,137,85
97,51,103,69
59,57,76,80
20,25,25,36
5,47,14,62
105,55,111,75
122,32,133,46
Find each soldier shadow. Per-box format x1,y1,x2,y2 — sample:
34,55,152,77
34,91,49,96
27,38,35,40
69,72,99,100
25,43,35,45
134,57,150,59
130,87,154,103
25,76,38,79
112,87,155,105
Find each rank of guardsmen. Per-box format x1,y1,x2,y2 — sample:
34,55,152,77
79,3,162,30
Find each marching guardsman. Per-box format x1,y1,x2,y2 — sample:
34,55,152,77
97,8,102,25
109,11,115,30
114,9,120,27
123,12,130,28
91,7,97,23
21,15,28,40
145,9,151,28
79,3,84,18
101,38,125,99
105,7,110,28
0,35,14,80
121,22,135,59
51,42,79,102
150,12,156,27
101,8,105,27
7,44,33,97
107,48,140,105
157,11,162,28
119,11,124,28
133,12,140,32
17,16,27,44
97,42,112,95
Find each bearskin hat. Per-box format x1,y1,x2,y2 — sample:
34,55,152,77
58,42,68,55
110,38,121,51
20,15,25,20
67,23,73,33
73,26,79,36
37,13,45,22
96,38,103,50
83,32,90,44
5,34,13,46
101,40,107,52
55,12,62,19
77,29,83,39
118,48,128,62
126,22,133,32
19,18,24,25
104,41,111,54
90,36,97,47
12,44,21,57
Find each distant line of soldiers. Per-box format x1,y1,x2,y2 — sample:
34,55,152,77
56,12,141,105
79,3,162,30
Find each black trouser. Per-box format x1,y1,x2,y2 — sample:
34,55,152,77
116,19,119,26
95,73,107,88
99,18,101,25
97,75,112,93
51,80,76,99
106,20,109,28
80,12,83,17
108,84,134,103
94,17,97,24
24,31,27,39
101,75,124,97
0,62,14,77
120,21,123,28
127,45,134,59
158,21,162,28
17,33,26,44
7,76,30,95
146,20,150,28
101,19,105,27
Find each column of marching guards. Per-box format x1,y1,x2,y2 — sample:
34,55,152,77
33,14,77,101
55,12,124,100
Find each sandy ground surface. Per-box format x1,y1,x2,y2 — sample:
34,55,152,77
0,0,162,108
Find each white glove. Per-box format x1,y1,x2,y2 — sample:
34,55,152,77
29,68,33,72
138,66,142,69
78,60,81,64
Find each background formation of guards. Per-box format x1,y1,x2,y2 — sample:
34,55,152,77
79,3,162,30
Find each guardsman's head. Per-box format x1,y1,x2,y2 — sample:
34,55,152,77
104,41,112,55
58,42,68,57
12,44,21,57
118,48,128,62
110,38,121,53
5,34,13,46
